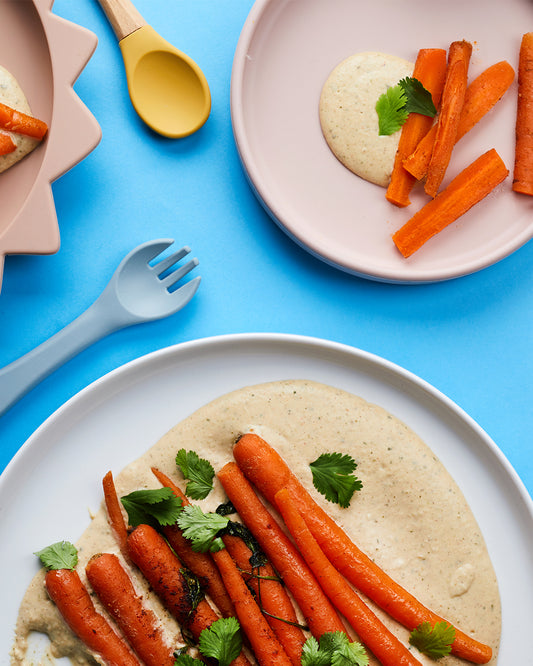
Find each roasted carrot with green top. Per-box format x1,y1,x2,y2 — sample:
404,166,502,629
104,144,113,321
217,461,347,639
404,60,515,180
393,148,508,257
386,48,447,207
102,471,130,562
151,466,237,619
275,488,422,666
0,101,48,139
0,131,16,155
212,546,292,666
86,552,175,666
223,533,306,666
44,567,141,666
233,433,493,664
425,40,472,197
513,32,533,195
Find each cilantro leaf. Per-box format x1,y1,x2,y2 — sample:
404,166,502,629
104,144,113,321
174,655,203,666
375,86,408,136
302,632,368,666
176,449,215,500
310,452,362,508
177,504,229,552
409,621,455,659
331,642,369,666
198,617,242,666
121,488,183,529
35,541,78,571
301,636,331,666
398,77,437,116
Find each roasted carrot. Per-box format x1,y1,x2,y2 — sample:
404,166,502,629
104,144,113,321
0,101,48,139
44,567,141,666
393,148,508,257
404,60,515,180
275,488,422,666
513,33,533,195
0,131,16,155
425,40,472,197
151,466,236,618
217,461,347,639
102,471,130,562
127,523,250,666
386,48,447,207
212,547,292,666
233,433,493,664
223,533,306,666
86,552,175,666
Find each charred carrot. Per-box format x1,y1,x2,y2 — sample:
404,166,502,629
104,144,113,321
0,131,16,155
386,48,447,207
425,40,472,197
151,467,236,618
223,533,306,666
212,547,292,666
102,471,130,562
513,33,533,195
127,523,250,666
404,61,515,180
233,433,493,664
44,567,141,666
275,488,422,666
393,148,508,257
0,101,47,139
86,552,175,666
217,462,347,639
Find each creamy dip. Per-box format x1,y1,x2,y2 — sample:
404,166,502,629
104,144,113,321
11,380,501,665
0,65,40,174
320,52,413,187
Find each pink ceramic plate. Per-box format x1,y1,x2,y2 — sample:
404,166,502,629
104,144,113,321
231,0,533,283
0,0,101,292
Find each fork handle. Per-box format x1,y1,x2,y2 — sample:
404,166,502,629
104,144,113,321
0,300,124,418
95,0,147,41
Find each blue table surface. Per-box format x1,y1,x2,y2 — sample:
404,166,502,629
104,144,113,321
0,1,531,501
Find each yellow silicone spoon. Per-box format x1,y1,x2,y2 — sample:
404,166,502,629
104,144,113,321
96,0,211,138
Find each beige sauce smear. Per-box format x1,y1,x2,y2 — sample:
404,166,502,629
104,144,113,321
320,52,413,187
11,380,501,665
0,65,40,174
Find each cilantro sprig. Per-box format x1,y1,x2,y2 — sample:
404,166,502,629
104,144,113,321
376,76,436,136
177,504,229,552
174,618,242,666
35,541,78,571
309,452,362,508
409,621,456,659
121,487,183,529
176,449,215,500
302,632,368,666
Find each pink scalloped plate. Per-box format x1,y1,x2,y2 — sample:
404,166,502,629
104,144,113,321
0,0,101,292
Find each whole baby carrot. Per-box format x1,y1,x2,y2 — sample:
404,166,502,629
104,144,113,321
393,148,508,257
86,552,175,666
217,461,347,639
212,547,292,666
404,60,515,180
0,101,48,139
223,533,307,666
151,466,237,619
102,471,130,562
44,567,141,666
386,48,447,207
233,433,493,664
513,32,533,195
0,130,16,155
425,40,472,197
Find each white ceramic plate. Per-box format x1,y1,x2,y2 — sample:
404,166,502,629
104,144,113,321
231,0,533,283
2,334,532,662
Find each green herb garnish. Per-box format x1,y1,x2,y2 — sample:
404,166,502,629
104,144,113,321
176,449,215,500
309,452,362,508
173,654,203,666
375,76,436,136
198,617,243,666
301,632,368,666
34,541,78,571
120,487,183,529
177,504,229,552
409,621,456,659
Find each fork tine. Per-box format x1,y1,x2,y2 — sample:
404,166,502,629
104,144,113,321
169,275,201,309
161,258,199,289
152,245,191,276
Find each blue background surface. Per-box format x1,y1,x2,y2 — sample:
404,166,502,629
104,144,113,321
0,0,531,500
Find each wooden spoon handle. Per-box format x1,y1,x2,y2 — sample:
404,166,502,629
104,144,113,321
96,0,147,41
